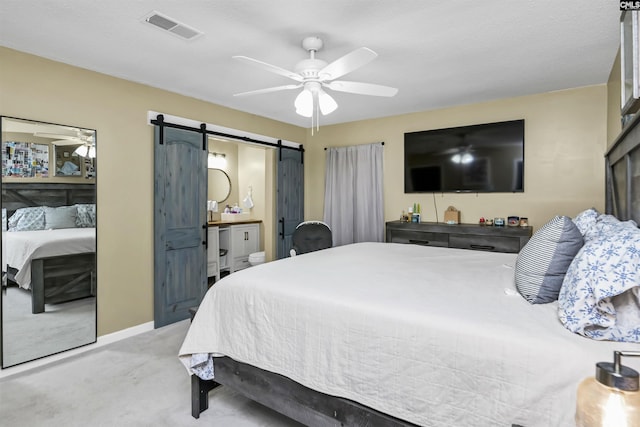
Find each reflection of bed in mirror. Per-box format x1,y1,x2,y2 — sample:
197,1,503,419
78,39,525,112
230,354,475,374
2,183,96,314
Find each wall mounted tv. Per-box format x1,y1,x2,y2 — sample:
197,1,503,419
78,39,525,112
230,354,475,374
404,119,524,193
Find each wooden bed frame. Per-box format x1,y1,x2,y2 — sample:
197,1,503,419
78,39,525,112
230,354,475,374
2,182,96,314
189,118,640,426
191,357,421,427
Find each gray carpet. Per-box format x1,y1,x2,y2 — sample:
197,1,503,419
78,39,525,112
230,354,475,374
0,320,302,427
2,286,96,367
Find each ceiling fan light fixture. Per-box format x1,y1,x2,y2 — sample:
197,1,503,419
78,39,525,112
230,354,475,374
74,145,89,157
318,90,338,116
295,89,313,118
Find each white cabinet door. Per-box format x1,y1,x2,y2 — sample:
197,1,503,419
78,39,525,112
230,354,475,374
229,224,259,272
207,226,220,282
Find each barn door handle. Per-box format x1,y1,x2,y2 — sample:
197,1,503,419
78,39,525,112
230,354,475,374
279,217,285,240
203,224,208,248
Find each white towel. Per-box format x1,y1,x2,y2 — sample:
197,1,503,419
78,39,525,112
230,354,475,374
242,195,254,209
207,200,218,212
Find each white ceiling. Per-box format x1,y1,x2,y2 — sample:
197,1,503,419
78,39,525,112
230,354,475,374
0,1,621,128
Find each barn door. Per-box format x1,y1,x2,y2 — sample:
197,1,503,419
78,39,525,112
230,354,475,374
276,146,304,259
154,124,207,328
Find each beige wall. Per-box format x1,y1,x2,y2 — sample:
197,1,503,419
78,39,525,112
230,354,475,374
0,45,614,338
303,86,609,231
0,46,305,336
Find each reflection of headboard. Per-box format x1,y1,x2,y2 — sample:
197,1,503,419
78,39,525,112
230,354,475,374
1,183,96,217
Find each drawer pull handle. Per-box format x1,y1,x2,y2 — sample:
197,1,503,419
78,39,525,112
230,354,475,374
470,244,495,251
409,239,430,245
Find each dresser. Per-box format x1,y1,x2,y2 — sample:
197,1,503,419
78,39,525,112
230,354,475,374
386,221,532,253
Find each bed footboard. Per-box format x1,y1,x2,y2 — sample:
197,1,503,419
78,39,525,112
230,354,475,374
30,253,96,314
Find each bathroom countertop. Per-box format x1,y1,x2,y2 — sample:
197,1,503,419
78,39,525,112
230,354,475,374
208,219,262,227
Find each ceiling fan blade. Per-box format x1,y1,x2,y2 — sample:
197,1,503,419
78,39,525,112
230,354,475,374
319,47,378,81
33,132,78,140
324,80,398,97
233,56,303,82
52,139,82,146
234,84,302,97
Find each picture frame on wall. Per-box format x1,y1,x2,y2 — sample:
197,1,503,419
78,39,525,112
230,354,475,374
621,10,640,116
54,145,82,176
1,141,49,178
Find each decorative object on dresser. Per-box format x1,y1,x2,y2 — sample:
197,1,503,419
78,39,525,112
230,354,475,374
385,220,532,253
443,206,459,224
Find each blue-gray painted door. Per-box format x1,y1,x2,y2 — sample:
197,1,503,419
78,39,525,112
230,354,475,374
276,147,304,259
154,126,207,328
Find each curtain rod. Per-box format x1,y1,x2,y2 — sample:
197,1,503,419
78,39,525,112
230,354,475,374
151,114,304,153
324,141,385,151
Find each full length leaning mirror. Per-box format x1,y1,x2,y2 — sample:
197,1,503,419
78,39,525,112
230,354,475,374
1,116,97,368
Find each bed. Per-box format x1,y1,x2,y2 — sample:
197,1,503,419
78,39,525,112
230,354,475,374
180,240,639,427
2,183,96,314
179,117,640,426
4,228,96,313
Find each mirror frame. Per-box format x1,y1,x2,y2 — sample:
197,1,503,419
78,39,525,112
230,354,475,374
209,167,231,204
1,115,97,368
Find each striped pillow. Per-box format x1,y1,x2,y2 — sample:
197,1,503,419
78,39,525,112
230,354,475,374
515,216,583,304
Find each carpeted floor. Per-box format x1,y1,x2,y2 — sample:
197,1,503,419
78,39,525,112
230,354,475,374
0,320,301,427
2,286,95,367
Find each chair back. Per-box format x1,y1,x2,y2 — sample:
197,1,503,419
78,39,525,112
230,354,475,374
291,221,332,256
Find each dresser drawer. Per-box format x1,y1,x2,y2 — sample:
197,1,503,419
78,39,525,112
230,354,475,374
449,234,521,253
388,229,448,247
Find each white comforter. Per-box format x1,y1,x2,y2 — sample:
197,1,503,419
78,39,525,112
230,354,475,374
179,242,640,427
3,228,96,289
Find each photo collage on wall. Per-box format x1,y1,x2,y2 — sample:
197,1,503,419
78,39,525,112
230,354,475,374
1,141,49,178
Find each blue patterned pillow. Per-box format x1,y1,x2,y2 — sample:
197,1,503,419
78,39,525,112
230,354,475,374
75,204,96,228
558,219,640,342
8,207,45,231
515,215,583,304
572,208,599,237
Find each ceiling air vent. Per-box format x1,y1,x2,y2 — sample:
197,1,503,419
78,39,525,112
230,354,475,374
142,11,203,41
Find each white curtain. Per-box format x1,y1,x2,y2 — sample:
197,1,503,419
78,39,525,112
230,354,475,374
323,142,384,246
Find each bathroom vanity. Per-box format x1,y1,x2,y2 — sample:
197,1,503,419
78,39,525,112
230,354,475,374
207,220,261,282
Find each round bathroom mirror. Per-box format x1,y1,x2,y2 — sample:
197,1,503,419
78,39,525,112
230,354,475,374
208,168,231,203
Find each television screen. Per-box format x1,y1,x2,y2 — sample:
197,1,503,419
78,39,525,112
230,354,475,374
404,119,524,193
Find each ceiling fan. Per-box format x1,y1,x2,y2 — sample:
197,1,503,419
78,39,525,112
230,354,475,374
233,36,398,128
34,129,95,147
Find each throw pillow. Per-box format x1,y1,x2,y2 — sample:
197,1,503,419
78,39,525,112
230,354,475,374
558,220,640,342
515,215,583,304
572,208,599,237
8,206,46,231
75,203,96,228
44,206,78,230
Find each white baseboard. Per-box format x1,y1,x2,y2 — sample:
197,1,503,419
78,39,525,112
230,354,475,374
0,321,154,379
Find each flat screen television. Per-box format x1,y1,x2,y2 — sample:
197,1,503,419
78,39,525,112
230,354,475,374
404,119,524,193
